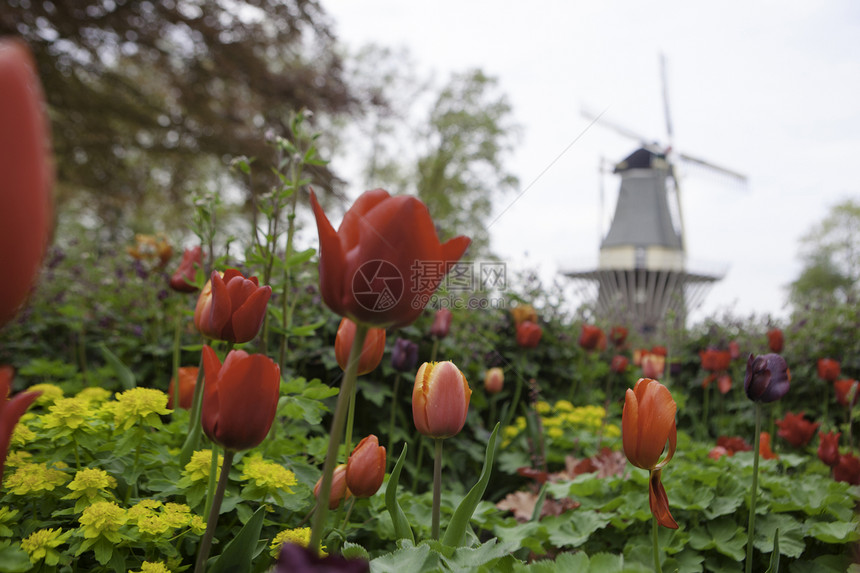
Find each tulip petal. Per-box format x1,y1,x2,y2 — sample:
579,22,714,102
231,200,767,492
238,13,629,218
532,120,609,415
649,469,678,529
340,188,391,246
622,388,641,467
229,284,272,343
310,190,347,317
441,235,471,267
206,272,233,337
635,381,677,469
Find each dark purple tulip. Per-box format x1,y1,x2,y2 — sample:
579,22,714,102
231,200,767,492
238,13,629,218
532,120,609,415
744,353,790,403
275,543,369,573
391,338,419,372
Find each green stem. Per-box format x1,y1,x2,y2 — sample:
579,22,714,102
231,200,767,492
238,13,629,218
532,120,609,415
430,338,440,363
387,373,402,471
652,514,663,573
179,354,207,467
432,438,443,540
309,323,369,553
501,375,524,432
204,445,220,518
745,403,763,573
172,312,182,414
195,449,235,573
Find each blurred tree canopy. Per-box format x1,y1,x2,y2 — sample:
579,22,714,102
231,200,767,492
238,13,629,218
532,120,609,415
788,199,860,307
1,0,362,233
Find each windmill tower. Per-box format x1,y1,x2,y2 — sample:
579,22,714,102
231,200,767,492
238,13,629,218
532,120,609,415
565,56,747,335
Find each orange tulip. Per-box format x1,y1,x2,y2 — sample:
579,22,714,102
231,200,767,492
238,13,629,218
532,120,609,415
169,246,204,293
310,189,470,328
484,367,504,394
412,361,471,439
0,366,41,485
700,348,732,372
334,318,386,376
201,346,280,451
346,435,386,498
167,366,199,410
759,431,778,460
641,353,665,379
0,40,53,327
510,304,538,327
622,378,678,529
194,269,272,343
314,464,351,509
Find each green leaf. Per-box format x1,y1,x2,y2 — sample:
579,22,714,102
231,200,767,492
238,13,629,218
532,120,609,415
369,541,441,573
764,529,779,573
209,505,266,573
0,541,32,572
99,343,136,390
807,520,860,544
385,443,415,543
291,319,326,337
543,511,611,549
442,423,500,548
753,513,805,558
93,537,114,565
586,552,625,572
342,541,371,561
284,247,316,267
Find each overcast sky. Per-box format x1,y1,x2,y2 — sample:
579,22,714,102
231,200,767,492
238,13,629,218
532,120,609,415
323,1,860,323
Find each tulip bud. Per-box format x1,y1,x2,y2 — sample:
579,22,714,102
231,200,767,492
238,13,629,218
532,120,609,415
818,431,841,467
0,40,53,327
609,326,628,347
334,318,386,376
510,304,537,327
766,328,784,353
641,353,665,379
169,246,204,293
391,338,419,373
834,379,859,408
817,358,841,382
314,464,351,510
346,435,386,498
429,308,452,339
484,367,504,394
578,324,604,351
610,355,629,374
728,341,740,360
412,361,471,439
833,454,860,485
515,321,542,349
167,366,199,410
744,353,790,403
201,346,280,451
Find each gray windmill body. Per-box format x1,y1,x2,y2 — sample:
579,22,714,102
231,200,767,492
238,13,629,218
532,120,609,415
566,146,722,335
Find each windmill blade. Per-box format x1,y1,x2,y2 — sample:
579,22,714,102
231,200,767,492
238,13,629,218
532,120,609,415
581,106,652,146
660,53,674,145
678,152,748,186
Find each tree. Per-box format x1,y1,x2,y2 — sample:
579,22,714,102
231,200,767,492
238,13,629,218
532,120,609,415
788,199,860,306
414,69,520,255
1,0,360,232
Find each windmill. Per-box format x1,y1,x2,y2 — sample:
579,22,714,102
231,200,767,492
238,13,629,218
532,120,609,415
565,55,747,335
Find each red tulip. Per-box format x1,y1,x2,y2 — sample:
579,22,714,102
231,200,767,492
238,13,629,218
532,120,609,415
834,379,859,408
817,358,841,382
650,346,668,357
766,328,784,353
310,189,470,329
759,432,778,460
516,320,543,349
169,246,204,293
578,324,605,351
716,436,752,456
334,318,386,376
609,326,628,347
0,40,53,327
484,367,504,394
201,346,280,451
346,435,386,498
194,269,272,343
832,454,860,485
818,431,841,467
314,464,351,510
622,378,678,529
0,366,41,485
412,361,471,439
167,366,199,410
610,355,629,374
775,411,820,448
429,308,453,339
728,341,740,360
700,348,732,372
